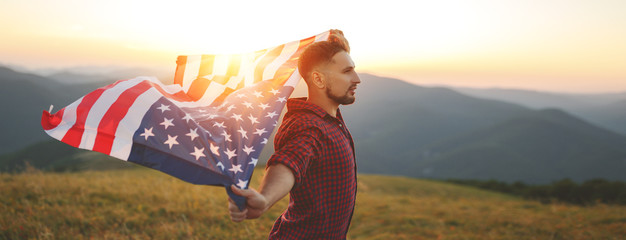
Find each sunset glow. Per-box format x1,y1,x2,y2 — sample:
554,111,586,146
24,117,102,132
2,0,625,93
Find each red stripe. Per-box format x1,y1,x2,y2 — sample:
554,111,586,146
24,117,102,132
210,79,245,106
187,77,211,101
41,108,65,130
174,56,187,86
60,81,123,147
254,44,285,83
92,81,152,154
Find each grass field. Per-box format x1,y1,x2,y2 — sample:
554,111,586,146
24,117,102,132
1,168,625,239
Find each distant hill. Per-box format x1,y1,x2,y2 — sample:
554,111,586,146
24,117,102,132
575,99,626,135
0,140,135,172
455,87,626,134
411,109,626,183
341,74,532,177
2,67,625,184
340,74,626,183
0,66,171,154
0,66,117,154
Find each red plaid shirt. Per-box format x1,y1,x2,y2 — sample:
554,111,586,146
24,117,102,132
267,98,357,240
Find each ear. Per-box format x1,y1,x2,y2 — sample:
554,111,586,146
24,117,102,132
310,70,326,89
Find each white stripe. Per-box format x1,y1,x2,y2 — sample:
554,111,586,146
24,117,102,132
212,55,229,76
79,78,144,150
182,55,202,92
315,31,330,42
240,52,256,88
109,87,163,160
262,40,300,81
225,75,243,89
44,97,82,140
196,81,227,106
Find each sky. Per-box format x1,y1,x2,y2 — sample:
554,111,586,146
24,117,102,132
1,0,626,93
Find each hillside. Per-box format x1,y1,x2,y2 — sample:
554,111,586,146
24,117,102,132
2,169,625,239
455,87,626,135
411,109,626,183
341,74,532,176
576,99,626,135
340,74,626,183
0,140,135,172
0,67,117,154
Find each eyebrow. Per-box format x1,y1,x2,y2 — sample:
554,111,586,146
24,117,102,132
342,66,355,72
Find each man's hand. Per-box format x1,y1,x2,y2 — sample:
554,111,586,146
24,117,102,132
228,185,268,222
228,163,295,222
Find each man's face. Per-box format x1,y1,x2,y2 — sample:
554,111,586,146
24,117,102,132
321,51,361,105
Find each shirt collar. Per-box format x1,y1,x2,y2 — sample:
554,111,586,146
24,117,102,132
287,97,343,120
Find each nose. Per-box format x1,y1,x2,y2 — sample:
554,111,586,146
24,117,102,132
353,73,361,84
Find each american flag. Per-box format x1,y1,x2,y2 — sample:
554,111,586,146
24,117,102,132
41,30,332,209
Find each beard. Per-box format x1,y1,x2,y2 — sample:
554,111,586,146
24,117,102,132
326,85,356,105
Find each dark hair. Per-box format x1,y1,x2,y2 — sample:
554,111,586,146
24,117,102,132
298,30,350,82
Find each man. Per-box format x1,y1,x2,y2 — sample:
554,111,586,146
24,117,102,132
228,30,361,239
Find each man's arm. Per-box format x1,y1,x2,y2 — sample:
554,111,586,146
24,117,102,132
228,163,295,222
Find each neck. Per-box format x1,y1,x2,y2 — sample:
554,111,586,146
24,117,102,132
307,91,339,118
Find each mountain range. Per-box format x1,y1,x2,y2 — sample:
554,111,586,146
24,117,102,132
455,87,626,135
1,66,625,184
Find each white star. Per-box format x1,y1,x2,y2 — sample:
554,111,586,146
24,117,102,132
236,93,246,98
236,179,248,189
269,88,280,95
277,97,287,103
249,158,258,166
253,91,263,98
198,109,206,113
139,127,154,140
253,128,268,136
190,146,205,161
210,143,220,156
273,120,278,127
227,105,236,112
265,111,278,118
218,102,228,109
259,103,270,110
242,101,253,109
182,113,193,123
213,121,226,128
221,131,232,142
237,126,248,139
229,164,243,174
231,113,243,122
186,128,199,141
224,148,237,160
156,104,170,113
261,138,268,145
242,145,255,155
164,135,179,149
248,115,259,124
216,162,225,171
207,114,218,119
160,118,174,129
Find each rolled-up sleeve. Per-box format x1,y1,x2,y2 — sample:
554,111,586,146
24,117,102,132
267,125,322,187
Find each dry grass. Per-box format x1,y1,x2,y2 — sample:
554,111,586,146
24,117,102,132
1,169,625,239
